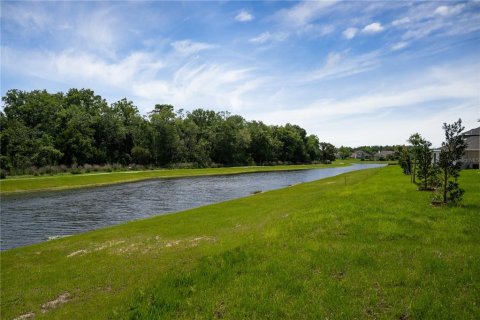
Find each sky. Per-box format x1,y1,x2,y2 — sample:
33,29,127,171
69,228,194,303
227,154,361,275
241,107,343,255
1,0,479,147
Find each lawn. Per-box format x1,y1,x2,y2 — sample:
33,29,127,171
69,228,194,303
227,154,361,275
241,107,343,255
0,162,357,194
1,166,478,319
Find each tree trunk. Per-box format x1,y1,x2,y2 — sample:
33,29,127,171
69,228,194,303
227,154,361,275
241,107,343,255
443,169,448,203
424,169,428,190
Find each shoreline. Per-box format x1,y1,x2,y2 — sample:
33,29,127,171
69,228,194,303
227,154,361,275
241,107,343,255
0,162,361,195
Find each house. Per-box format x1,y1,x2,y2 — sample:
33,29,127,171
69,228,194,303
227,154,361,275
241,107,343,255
432,126,479,169
463,126,479,169
350,150,372,160
373,150,395,161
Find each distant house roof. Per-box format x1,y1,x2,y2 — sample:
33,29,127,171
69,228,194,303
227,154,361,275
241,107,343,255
373,150,395,160
350,150,372,159
464,127,479,151
376,150,395,156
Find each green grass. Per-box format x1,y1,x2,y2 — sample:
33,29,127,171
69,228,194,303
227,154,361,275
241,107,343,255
1,166,478,319
0,162,355,194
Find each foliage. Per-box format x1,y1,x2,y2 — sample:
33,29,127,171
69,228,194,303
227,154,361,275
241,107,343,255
1,89,333,175
408,133,423,184
437,119,467,205
319,142,337,163
337,146,352,159
395,145,411,175
414,135,439,191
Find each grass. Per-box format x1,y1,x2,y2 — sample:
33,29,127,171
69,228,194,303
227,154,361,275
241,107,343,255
1,166,478,319
0,162,356,195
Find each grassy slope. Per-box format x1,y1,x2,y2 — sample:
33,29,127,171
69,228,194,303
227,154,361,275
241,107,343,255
0,162,354,194
1,166,479,319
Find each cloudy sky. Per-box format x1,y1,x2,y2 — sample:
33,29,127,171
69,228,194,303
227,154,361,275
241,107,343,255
1,1,479,146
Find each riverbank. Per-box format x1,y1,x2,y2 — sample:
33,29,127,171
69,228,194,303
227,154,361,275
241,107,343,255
1,166,478,319
0,162,358,195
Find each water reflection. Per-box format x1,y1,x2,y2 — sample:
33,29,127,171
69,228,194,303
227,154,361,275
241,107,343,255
1,164,385,250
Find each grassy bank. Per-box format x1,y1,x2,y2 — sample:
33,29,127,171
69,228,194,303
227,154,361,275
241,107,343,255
0,162,357,195
1,166,478,319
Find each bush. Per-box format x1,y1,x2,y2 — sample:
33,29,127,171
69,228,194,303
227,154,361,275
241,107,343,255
131,146,152,165
0,169,7,179
112,163,122,171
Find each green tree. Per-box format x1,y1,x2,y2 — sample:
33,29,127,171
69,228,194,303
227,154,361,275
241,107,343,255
437,119,467,205
337,146,352,160
416,137,438,191
247,121,278,164
131,146,152,165
305,135,321,162
150,104,180,165
319,142,336,163
395,145,411,175
56,105,96,165
274,124,307,163
408,133,423,184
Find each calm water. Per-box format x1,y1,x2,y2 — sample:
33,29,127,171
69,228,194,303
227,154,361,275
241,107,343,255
1,164,384,250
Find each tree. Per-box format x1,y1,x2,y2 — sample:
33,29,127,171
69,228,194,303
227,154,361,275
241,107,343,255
337,146,352,160
131,146,151,165
305,135,321,162
408,133,423,184
437,119,467,205
319,142,336,163
149,104,180,165
395,145,412,175
248,121,277,164
416,137,438,191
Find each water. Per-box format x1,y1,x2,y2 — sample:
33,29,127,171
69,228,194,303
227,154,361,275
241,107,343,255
0,164,384,250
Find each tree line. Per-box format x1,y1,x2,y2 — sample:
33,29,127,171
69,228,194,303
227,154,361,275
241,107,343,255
0,89,337,177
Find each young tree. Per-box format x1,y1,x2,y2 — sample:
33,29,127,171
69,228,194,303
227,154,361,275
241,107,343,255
437,119,467,204
416,137,438,191
408,133,423,184
395,145,411,175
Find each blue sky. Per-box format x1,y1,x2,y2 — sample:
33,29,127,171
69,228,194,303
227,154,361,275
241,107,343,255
1,1,479,146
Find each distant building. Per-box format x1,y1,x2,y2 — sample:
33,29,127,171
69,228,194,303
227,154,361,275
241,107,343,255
350,150,372,160
432,126,479,169
463,126,479,169
373,150,395,161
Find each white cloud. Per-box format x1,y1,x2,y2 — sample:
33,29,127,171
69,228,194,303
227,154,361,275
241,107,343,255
246,60,480,146
392,17,410,26
391,42,408,50
133,62,259,110
362,22,384,33
171,40,215,55
276,0,338,27
235,10,253,22
249,32,288,44
2,48,163,88
250,32,272,44
75,9,119,58
397,3,477,41
325,52,342,68
435,6,450,16
304,50,382,82
2,2,52,32
342,27,358,39
434,4,465,16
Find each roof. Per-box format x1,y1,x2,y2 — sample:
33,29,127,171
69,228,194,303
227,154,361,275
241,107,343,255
464,126,479,151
